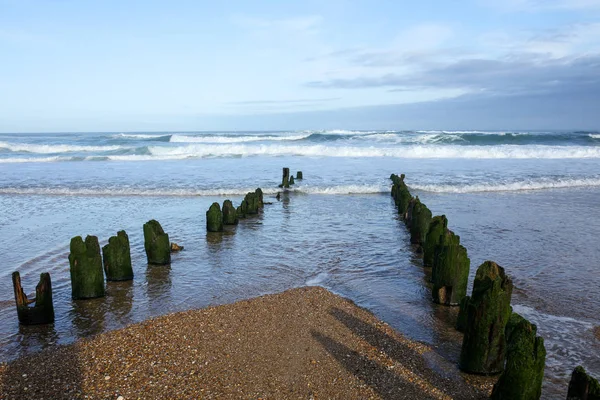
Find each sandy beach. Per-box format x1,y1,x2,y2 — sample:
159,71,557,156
0,287,492,399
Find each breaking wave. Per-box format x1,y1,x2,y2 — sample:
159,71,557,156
410,177,600,193
0,142,122,154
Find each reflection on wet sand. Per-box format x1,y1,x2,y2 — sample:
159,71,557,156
106,280,134,325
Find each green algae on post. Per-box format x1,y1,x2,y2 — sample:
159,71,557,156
432,230,470,306
255,188,264,207
69,235,106,299
279,167,290,188
222,199,238,225
455,295,470,332
460,261,513,374
102,230,133,281
296,171,303,180
567,366,600,400
491,313,546,400
206,202,224,232
423,215,448,267
12,271,55,325
409,197,432,245
143,220,171,265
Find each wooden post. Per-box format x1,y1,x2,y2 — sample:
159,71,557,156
12,271,55,324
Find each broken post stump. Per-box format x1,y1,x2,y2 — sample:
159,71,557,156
69,235,105,299
423,215,448,267
279,167,290,188
289,175,295,185
206,202,224,232
12,272,55,325
409,197,432,245
222,199,238,225
432,230,470,306
491,313,546,400
567,366,600,400
102,230,133,281
460,261,513,374
296,171,303,180
143,220,171,265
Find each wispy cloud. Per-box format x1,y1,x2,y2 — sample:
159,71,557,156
479,0,600,11
227,97,340,106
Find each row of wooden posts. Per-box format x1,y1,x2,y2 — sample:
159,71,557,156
12,219,180,325
390,173,598,400
206,188,264,232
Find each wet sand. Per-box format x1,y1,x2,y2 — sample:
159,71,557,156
0,287,493,399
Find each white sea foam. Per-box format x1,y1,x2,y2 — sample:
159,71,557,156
0,156,69,163
0,186,281,197
411,177,600,193
142,144,600,160
289,184,388,195
2,143,600,162
113,133,171,139
170,134,310,143
0,141,121,154
589,134,600,139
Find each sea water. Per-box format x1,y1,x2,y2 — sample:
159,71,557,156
1,130,599,398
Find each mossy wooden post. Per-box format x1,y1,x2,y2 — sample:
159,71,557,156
244,192,259,215
296,171,303,180
102,230,133,281
236,205,246,219
222,200,238,225
206,202,224,232
12,272,55,324
460,261,513,374
491,313,546,400
567,366,600,400
432,230,470,306
456,295,470,332
423,215,448,267
289,175,295,185
404,197,417,226
409,198,432,245
255,188,264,207
69,235,105,299
390,174,412,217
143,220,171,265
279,167,290,188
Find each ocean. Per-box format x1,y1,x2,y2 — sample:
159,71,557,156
1,130,599,398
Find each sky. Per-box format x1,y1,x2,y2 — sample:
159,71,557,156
1,0,599,132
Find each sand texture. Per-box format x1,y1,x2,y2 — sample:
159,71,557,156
0,287,491,399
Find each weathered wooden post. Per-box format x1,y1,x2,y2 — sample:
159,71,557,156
12,272,55,324
102,230,133,281
423,215,448,267
143,220,171,265
206,202,224,232
390,174,413,217
409,197,432,245
69,235,106,299
170,242,184,252
243,192,259,215
255,188,264,207
279,167,290,188
432,230,470,306
456,295,470,332
289,175,295,185
222,199,238,225
296,171,303,180
567,366,600,399
491,313,546,400
460,261,513,374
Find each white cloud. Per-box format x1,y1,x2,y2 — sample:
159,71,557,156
480,0,600,11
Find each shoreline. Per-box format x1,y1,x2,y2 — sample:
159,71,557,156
0,286,493,399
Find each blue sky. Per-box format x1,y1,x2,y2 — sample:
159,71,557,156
1,0,599,131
